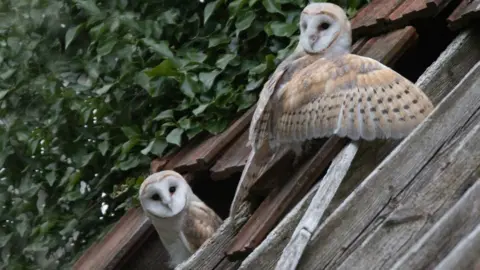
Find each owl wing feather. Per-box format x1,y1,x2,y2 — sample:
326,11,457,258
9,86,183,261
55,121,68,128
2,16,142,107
182,199,223,251
230,53,323,216
270,54,434,147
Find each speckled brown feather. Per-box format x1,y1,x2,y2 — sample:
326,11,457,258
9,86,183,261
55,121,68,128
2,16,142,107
182,199,223,251
270,54,434,147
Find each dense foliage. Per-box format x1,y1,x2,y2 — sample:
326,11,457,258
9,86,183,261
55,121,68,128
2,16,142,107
0,0,366,269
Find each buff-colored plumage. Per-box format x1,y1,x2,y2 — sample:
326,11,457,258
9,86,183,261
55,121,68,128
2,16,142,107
139,170,222,267
229,3,434,220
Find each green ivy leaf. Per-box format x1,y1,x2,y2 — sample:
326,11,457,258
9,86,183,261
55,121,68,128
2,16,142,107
208,33,230,48
65,24,84,49
95,83,115,95
98,140,109,156
265,21,297,37
262,0,283,14
0,90,10,99
204,0,222,24
180,75,198,98
146,59,180,77
166,128,183,146
97,39,117,56
141,139,167,156
199,70,221,90
121,126,140,139
192,104,209,116
141,38,175,60
154,109,174,121
235,10,256,31
46,172,56,186
0,69,16,80
216,54,236,70
0,234,12,248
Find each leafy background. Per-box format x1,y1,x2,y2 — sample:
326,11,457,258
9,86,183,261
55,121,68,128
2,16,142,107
0,0,366,269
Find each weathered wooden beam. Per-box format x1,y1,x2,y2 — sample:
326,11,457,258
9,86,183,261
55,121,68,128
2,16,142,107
390,178,480,270
73,208,152,270
335,115,480,269
435,223,480,270
234,28,480,270
275,142,360,270
388,0,453,28
238,181,323,270
447,0,480,31
351,0,407,37
351,0,451,38
297,60,480,270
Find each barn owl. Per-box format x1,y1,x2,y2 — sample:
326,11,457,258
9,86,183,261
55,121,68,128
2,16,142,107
139,170,223,267
229,2,434,220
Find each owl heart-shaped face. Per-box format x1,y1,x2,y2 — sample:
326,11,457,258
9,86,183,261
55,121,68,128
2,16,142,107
299,3,351,56
139,171,189,218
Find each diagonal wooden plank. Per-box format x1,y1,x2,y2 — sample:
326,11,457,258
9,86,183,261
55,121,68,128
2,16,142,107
297,61,480,269
435,223,480,270
335,115,480,269
351,0,407,37
391,179,480,270
275,143,360,270
447,0,480,31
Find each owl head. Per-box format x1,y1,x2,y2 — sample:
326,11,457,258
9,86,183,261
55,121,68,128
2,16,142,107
299,2,352,56
139,170,191,219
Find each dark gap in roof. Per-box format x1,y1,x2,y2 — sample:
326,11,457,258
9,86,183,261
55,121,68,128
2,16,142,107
190,171,240,219
393,0,462,82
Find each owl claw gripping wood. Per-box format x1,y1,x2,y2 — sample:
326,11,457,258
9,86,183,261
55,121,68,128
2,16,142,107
229,2,434,225
139,170,223,268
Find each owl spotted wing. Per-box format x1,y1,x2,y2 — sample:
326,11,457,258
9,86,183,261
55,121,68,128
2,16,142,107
249,52,321,151
270,54,434,147
183,200,223,251
230,53,322,216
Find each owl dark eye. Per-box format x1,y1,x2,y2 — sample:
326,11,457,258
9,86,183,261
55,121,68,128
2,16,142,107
318,22,330,31
169,186,176,194
151,193,161,201
301,22,307,30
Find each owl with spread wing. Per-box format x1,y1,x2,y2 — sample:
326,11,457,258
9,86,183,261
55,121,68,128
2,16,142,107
229,2,434,221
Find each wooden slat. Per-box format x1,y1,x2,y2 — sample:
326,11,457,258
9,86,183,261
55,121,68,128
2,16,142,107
168,106,255,173
210,130,251,181
391,179,480,270
351,0,451,37
225,26,419,259
335,114,480,269
351,0,406,37
388,0,450,27
73,208,151,270
275,143,360,270
297,61,480,270
236,29,480,270
435,223,480,270
447,0,480,31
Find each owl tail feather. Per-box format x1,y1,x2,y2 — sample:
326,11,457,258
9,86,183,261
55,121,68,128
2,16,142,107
229,144,272,219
